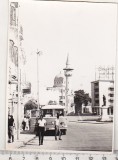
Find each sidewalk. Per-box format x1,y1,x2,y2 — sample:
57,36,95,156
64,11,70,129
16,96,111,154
67,116,113,124
7,130,36,149
67,115,101,122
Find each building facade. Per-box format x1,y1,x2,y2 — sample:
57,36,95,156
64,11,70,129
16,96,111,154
8,2,19,121
8,2,30,127
91,80,114,116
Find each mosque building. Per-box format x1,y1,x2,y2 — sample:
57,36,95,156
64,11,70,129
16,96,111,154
46,55,75,115
53,72,65,106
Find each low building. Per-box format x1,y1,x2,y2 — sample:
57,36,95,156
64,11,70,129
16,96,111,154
82,102,92,114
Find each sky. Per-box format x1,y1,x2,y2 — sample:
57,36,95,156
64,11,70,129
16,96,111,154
19,1,117,102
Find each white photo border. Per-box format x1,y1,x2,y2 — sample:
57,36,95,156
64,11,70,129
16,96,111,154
6,0,118,154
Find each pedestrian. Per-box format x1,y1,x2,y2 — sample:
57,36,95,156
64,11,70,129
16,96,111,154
38,115,46,145
22,117,26,131
8,115,15,143
34,117,39,136
28,117,31,130
25,117,29,130
54,113,62,140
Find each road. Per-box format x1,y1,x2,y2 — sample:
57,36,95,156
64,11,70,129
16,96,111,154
20,116,113,151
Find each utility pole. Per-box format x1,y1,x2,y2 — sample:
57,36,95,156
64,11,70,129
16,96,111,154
37,50,42,111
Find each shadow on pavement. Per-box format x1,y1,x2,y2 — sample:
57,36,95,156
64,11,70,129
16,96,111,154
20,130,34,134
20,130,56,136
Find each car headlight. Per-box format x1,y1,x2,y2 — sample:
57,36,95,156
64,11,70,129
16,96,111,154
60,122,65,126
51,121,54,125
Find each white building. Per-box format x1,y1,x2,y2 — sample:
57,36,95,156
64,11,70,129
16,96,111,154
46,71,75,114
91,80,114,116
8,2,19,121
8,2,29,127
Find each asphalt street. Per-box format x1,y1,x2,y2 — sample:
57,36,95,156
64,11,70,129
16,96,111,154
20,116,113,151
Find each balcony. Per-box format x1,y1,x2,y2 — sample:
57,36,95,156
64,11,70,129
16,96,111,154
108,87,114,91
108,93,114,97
108,98,114,103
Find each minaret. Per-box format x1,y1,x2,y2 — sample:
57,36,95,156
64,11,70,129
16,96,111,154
63,54,74,114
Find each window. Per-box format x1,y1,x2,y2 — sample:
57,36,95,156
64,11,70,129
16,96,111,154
107,107,113,115
94,83,98,86
43,109,53,117
10,6,16,26
108,99,114,103
94,88,99,92
95,94,99,98
108,87,114,91
108,93,114,97
94,99,99,106
95,100,99,103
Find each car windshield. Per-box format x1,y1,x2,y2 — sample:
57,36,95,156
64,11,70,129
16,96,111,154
43,109,53,117
42,109,64,117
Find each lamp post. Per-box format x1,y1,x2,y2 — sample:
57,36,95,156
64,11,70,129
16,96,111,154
37,50,42,111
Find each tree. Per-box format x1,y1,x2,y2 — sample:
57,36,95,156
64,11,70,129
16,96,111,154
74,90,91,115
24,99,38,114
84,93,91,107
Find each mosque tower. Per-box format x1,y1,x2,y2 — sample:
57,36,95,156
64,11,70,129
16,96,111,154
63,54,74,114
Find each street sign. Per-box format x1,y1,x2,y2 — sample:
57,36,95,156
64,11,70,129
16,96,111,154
0,150,118,160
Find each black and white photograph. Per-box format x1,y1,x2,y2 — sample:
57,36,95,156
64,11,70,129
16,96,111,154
7,0,116,152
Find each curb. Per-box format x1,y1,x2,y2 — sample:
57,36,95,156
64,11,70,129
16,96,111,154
23,135,36,145
77,120,113,124
69,120,113,124
14,135,36,149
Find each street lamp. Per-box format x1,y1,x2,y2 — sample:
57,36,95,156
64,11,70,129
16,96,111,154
37,50,42,111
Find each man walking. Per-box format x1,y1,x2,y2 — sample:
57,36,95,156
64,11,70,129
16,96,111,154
8,115,15,143
22,117,26,131
55,113,62,140
38,115,46,145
